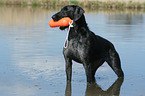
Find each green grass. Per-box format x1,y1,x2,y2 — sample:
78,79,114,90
22,1,27,6
0,0,3,6
31,0,41,6
0,0,145,9
70,0,79,5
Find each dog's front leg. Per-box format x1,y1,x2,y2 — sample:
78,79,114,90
65,57,72,82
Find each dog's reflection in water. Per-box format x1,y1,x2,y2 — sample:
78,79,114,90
65,78,124,96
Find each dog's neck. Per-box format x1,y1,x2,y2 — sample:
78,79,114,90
74,15,89,30
67,15,90,41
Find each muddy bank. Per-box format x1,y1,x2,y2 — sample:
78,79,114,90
0,0,145,9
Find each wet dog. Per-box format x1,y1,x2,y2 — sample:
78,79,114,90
52,5,124,83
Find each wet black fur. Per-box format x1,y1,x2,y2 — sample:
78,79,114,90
52,5,124,83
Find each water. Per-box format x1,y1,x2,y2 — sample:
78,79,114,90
0,6,145,96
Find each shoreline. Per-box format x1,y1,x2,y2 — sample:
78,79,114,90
0,0,145,9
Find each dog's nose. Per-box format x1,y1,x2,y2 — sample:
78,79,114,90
52,15,59,21
52,15,56,19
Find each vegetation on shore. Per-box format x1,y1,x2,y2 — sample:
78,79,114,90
0,0,145,9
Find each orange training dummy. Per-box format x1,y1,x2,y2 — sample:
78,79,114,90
49,17,73,28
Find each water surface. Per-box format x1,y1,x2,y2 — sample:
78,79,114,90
0,6,145,96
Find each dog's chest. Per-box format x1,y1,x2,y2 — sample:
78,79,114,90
63,38,89,62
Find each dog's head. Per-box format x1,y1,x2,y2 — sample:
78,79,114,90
52,5,85,30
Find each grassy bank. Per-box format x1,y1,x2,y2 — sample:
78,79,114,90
0,0,145,9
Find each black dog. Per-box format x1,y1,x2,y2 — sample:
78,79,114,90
52,5,124,83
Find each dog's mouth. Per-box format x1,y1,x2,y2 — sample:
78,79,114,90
52,15,69,30
59,26,69,30
52,17,69,30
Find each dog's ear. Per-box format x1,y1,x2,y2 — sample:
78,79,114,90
73,6,85,21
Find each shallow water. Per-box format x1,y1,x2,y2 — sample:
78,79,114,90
0,6,145,96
